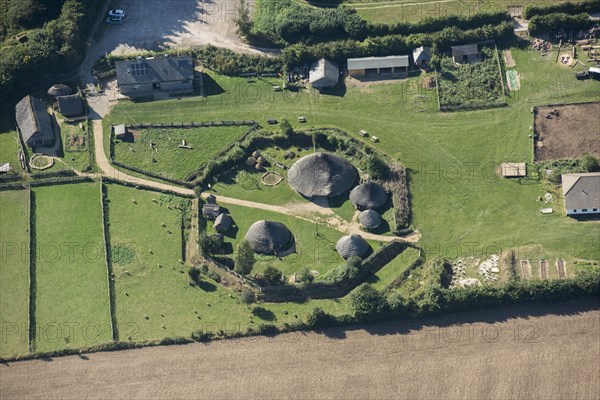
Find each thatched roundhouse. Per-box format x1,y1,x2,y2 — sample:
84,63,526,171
350,181,387,210
288,152,357,198
336,234,370,259
47,84,72,97
245,220,293,255
214,213,232,233
359,209,382,229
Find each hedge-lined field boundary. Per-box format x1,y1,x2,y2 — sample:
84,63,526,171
27,188,36,353
100,181,118,341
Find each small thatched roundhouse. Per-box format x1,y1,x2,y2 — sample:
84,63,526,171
288,152,357,198
245,220,293,255
245,157,256,166
214,213,232,233
336,234,370,259
252,150,261,159
350,181,387,210
47,84,72,97
359,209,382,229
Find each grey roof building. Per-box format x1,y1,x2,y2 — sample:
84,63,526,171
15,95,54,148
115,56,194,97
348,55,409,77
412,46,431,66
359,209,382,229
562,173,600,216
451,44,480,64
336,234,370,259
56,94,84,117
288,152,357,198
309,58,339,89
245,220,293,255
350,181,388,210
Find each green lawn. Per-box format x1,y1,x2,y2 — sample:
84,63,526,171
0,190,30,357
367,246,420,291
106,48,600,265
106,183,350,341
0,131,20,173
112,125,250,181
33,183,112,352
58,119,90,172
207,203,378,277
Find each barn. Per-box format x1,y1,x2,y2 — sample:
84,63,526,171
347,55,409,77
116,56,194,98
561,172,600,216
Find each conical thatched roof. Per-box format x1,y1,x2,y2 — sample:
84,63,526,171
214,213,232,233
359,209,382,229
245,157,256,166
336,234,370,259
288,152,357,198
350,181,387,210
47,84,72,97
245,220,293,255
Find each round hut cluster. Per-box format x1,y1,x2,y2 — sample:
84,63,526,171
336,234,371,259
288,152,357,198
246,150,267,171
350,181,388,230
245,220,293,255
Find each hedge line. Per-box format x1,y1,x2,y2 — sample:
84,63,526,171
528,12,592,35
100,181,119,341
523,0,600,19
27,188,36,352
101,177,195,199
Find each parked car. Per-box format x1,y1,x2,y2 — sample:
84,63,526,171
106,9,125,24
576,70,589,80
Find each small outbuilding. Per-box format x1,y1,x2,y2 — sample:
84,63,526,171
214,213,232,233
114,124,127,139
336,234,370,259
309,58,339,90
412,46,431,67
500,163,527,178
452,44,481,64
47,84,72,98
0,163,10,173
347,55,409,77
359,209,382,229
15,95,54,148
349,181,388,210
56,94,84,117
562,172,600,216
202,203,221,220
245,220,293,255
288,152,357,198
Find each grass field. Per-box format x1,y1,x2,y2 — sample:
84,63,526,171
106,48,600,265
58,119,90,172
366,246,420,290
106,183,351,341
0,190,30,357
0,131,20,173
112,125,250,181
33,183,112,352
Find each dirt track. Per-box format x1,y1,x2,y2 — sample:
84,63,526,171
2,301,599,400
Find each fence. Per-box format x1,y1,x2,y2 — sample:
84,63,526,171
100,180,119,341
27,188,36,352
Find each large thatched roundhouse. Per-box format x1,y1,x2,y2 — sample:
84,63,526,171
336,234,370,259
287,152,357,198
245,220,293,255
359,209,382,229
350,181,388,210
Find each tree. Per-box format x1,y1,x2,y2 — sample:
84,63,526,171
235,0,252,38
240,288,255,305
263,266,283,285
306,307,336,328
349,283,389,321
234,239,255,275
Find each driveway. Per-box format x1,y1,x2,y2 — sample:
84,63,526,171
80,0,277,87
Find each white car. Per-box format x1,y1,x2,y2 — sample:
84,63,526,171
106,9,125,24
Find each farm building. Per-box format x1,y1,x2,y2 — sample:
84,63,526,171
451,44,481,64
347,55,409,77
245,220,293,255
288,152,357,198
350,181,388,210
15,95,54,148
56,94,84,117
561,172,600,216
47,84,72,98
501,163,527,178
309,58,339,90
115,56,194,97
359,209,382,230
336,234,370,259
412,46,432,67
214,213,232,233
113,124,127,139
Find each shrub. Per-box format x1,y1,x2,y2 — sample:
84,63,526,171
528,13,591,36
364,153,390,180
306,307,338,328
234,239,255,275
297,267,314,283
188,268,201,286
263,266,284,285
523,0,600,19
256,323,278,335
350,283,389,321
240,288,255,305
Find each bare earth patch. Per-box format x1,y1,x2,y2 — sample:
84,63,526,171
1,301,598,399
534,102,600,161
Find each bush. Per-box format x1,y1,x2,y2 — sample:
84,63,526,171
234,239,255,275
364,154,389,180
528,13,591,36
306,307,338,328
350,283,389,321
297,267,314,283
523,0,600,19
256,323,278,335
263,266,284,285
188,268,201,286
240,288,255,304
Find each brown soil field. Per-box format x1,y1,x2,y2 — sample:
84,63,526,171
1,301,599,400
534,102,600,161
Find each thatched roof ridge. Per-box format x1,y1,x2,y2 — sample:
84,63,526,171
349,181,388,210
288,152,357,198
245,220,293,255
336,234,370,259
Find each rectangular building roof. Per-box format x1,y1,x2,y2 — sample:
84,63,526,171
56,94,83,117
309,58,339,85
562,172,600,211
347,55,409,70
15,95,53,145
452,44,479,57
116,56,194,86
